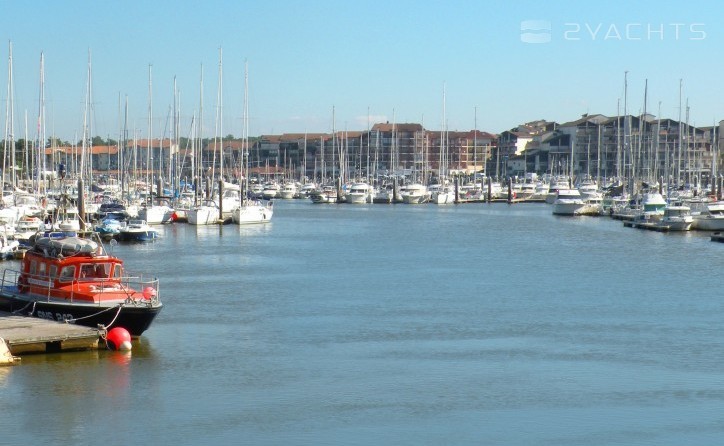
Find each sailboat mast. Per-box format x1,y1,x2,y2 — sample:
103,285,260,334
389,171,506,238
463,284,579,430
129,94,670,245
441,83,446,181
122,94,128,197
171,76,177,194
36,51,46,193
242,59,249,205
366,106,370,184
87,49,94,189
198,63,204,202
219,48,224,189
4,41,14,188
474,106,478,178
677,79,683,187
147,64,153,201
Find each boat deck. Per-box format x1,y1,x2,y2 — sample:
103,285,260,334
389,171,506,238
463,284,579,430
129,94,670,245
0,311,100,355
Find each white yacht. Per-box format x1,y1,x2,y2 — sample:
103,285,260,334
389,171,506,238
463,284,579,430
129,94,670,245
430,183,455,204
298,183,317,198
577,179,599,200
546,177,570,204
309,185,338,204
660,204,693,231
261,183,281,200
639,192,667,221
373,183,395,203
400,183,430,204
279,183,298,200
552,189,585,215
345,182,374,204
690,201,724,231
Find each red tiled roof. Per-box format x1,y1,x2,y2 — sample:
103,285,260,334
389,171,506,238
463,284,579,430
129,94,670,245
370,122,423,132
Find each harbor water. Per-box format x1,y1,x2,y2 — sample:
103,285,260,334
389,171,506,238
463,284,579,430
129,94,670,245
2,200,724,445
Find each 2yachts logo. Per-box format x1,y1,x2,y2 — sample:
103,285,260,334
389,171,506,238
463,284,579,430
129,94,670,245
521,20,706,43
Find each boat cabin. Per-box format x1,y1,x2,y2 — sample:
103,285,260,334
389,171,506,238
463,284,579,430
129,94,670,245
19,236,132,303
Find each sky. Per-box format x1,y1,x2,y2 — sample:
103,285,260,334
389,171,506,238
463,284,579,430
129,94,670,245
1,0,723,142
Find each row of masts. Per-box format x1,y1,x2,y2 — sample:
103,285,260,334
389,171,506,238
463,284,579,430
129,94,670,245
3,44,718,200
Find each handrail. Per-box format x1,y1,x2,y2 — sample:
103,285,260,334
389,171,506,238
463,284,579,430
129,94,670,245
4,268,160,306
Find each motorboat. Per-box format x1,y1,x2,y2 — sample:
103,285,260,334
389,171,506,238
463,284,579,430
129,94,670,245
660,204,693,231
94,218,123,241
345,182,374,204
0,233,162,336
117,220,160,242
279,183,299,200
546,177,571,204
309,186,338,204
373,183,395,204
94,200,129,221
690,201,724,231
552,189,585,215
261,183,281,200
400,183,431,204
298,183,317,198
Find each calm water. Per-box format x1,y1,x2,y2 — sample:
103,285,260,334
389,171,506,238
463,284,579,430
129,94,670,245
3,200,724,445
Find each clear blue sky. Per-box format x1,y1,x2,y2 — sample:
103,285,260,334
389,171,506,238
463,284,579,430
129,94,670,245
2,0,722,142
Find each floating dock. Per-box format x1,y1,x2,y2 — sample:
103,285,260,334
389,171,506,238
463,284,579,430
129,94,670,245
0,311,101,357
623,221,670,232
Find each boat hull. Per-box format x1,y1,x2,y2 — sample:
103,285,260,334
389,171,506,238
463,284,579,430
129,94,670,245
691,216,724,231
0,289,162,336
232,204,273,224
117,230,159,242
552,201,586,215
187,207,220,225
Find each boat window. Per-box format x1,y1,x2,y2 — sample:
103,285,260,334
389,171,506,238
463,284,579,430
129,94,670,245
38,262,47,277
49,265,58,278
59,266,75,282
94,264,109,279
113,264,122,278
29,260,37,276
80,264,96,279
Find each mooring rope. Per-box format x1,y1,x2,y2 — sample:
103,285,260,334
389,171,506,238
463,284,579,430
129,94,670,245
12,300,36,316
66,303,123,325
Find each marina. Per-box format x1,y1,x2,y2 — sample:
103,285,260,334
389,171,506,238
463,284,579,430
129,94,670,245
4,2,724,443
2,200,724,445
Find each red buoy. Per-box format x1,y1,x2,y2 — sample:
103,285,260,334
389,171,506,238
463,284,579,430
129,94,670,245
106,327,132,351
142,286,157,300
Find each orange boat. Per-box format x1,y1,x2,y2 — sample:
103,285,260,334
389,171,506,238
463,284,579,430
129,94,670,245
0,233,162,336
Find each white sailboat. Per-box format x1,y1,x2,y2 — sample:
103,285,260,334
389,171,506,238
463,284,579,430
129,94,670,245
232,61,273,225
431,84,455,205
139,65,175,225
